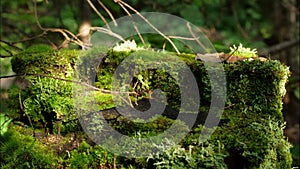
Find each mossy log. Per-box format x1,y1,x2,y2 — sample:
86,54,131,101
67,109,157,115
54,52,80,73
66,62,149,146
7,45,292,168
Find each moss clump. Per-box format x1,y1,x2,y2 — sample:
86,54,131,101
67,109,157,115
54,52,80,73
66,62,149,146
211,118,292,168
8,45,81,134
11,45,79,76
0,128,58,168
224,59,290,121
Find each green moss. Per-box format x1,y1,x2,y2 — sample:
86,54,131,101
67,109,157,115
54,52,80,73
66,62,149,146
67,140,115,169
11,45,79,76
6,45,292,168
0,128,58,168
8,45,81,133
224,59,290,121
211,118,292,168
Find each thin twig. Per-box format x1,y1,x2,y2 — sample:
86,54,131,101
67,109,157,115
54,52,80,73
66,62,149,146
167,35,199,41
0,40,23,51
86,0,111,30
224,104,236,109
116,0,180,54
19,89,36,137
186,22,207,52
0,54,12,58
118,2,146,47
43,36,58,49
11,32,47,44
97,0,118,26
3,73,137,110
0,46,13,56
231,3,249,39
33,0,85,48
90,27,125,41
33,0,44,31
223,46,239,62
0,74,137,95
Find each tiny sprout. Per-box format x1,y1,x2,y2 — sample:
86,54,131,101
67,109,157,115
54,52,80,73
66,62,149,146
229,43,258,58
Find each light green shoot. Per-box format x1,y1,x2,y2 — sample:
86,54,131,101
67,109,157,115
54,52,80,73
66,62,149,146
229,43,258,58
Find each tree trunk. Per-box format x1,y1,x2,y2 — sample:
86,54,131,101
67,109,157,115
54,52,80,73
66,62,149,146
79,0,92,48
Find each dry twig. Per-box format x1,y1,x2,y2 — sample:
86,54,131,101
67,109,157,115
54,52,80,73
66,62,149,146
186,22,207,51
97,0,118,26
0,74,137,95
34,0,86,48
115,0,180,54
118,2,146,47
90,27,125,41
86,0,111,30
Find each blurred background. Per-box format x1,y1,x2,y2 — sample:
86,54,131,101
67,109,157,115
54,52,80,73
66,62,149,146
1,0,299,162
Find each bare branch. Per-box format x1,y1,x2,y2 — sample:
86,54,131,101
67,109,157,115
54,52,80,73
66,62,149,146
43,36,58,50
268,37,299,54
19,89,36,137
259,37,300,56
33,0,44,31
12,32,46,44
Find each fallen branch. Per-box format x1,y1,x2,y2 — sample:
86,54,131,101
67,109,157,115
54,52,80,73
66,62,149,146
268,37,299,55
259,37,300,56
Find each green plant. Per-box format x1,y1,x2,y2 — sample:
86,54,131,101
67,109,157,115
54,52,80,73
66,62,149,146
0,114,12,135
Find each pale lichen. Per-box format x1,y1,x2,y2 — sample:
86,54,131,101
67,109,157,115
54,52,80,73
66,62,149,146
113,40,142,52
229,43,258,59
